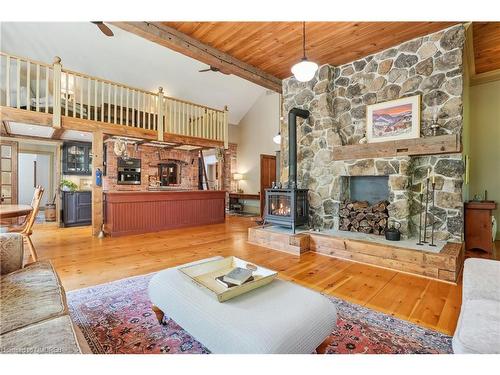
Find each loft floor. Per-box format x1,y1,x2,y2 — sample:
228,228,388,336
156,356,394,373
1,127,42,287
31,216,499,336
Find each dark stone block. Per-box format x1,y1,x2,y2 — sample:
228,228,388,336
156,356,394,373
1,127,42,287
394,53,419,68
434,159,464,178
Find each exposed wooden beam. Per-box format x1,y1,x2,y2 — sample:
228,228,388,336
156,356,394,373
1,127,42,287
51,128,65,139
0,107,225,149
1,121,10,136
471,68,500,86
111,22,283,93
0,106,53,126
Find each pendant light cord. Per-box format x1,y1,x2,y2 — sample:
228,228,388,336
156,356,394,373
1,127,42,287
302,21,306,60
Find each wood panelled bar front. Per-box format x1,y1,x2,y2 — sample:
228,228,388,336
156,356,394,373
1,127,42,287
104,190,226,237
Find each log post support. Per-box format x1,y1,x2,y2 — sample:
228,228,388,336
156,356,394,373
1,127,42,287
92,130,104,236
157,87,164,141
52,56,62,129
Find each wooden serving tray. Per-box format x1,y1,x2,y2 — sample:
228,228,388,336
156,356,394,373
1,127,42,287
178,256,278,302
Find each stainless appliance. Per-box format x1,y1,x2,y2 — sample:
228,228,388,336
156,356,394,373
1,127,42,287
117,157,141,185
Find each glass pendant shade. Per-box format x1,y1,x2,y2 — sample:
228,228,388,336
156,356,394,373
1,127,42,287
292,59,318,82
273,133,282,145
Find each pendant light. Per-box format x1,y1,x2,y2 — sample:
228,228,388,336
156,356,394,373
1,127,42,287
291,22,318,82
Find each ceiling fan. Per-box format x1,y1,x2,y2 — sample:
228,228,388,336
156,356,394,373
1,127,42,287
91,21,114,37
198,65,230,75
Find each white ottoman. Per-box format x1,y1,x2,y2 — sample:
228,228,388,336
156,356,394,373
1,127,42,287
149,257,337,354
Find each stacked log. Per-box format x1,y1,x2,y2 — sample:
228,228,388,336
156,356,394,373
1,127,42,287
339,200,389,235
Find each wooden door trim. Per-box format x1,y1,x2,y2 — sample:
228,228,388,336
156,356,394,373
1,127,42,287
0,140,18,205
260,154,276,217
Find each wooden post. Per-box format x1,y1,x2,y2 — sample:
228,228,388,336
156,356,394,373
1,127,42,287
52,56,62,129
92,130,104,236
157,87,164,141
223,105,229,149
55,144,62,225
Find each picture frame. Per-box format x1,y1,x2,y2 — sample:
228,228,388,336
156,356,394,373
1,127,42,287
366,95,421,143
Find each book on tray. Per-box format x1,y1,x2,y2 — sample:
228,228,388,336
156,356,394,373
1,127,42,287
215,267,254,288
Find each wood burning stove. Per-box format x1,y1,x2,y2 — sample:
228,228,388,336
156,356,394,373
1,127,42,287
264,188,309,233
263,107,310,233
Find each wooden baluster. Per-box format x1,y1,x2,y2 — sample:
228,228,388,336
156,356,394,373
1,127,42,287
168,99,172,134
16,58,20,109
113,85,117,124
94,79,98,121
26,61,31,111
87,77,91,120
64,73,69,116
73,75,77,117
35,64,40,112
45,66,50,114
78,75,83,118
119,86,123,125
101,80,105,122
126,88,129,125
131,90,135,127
107,83,111,123
5,56,10,107
142,92,146,129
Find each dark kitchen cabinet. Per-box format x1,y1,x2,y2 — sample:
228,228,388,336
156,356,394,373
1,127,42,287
62,191,92,227
62,142,92,175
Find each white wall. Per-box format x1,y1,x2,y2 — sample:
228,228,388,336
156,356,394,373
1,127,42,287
469,80,500,239
237,92,280,196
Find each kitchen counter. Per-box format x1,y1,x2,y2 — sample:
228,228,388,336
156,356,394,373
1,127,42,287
104,190,226,236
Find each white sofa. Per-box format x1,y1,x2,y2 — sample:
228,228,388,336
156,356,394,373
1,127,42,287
452,258,500,354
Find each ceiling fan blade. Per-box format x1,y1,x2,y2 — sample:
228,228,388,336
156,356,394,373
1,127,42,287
92,21,114,37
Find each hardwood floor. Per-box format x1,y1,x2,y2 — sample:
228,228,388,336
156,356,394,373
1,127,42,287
30,216,499,336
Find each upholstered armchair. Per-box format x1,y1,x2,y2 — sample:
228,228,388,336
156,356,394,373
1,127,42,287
0,233,24,275
452,258,500,354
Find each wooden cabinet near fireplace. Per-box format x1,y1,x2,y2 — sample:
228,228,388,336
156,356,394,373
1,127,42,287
465,201,497,254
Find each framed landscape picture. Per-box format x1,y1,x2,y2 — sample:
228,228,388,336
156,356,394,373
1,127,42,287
366,95,421,143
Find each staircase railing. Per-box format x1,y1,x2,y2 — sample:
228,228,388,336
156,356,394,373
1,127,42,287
0,52,228,147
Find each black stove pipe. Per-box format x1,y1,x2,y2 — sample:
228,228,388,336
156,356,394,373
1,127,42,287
288,107,310,189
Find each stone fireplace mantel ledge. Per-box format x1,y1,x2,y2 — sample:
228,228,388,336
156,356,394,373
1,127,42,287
332,134,460,161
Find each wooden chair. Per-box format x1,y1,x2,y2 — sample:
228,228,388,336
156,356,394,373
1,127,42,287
7,186,44,262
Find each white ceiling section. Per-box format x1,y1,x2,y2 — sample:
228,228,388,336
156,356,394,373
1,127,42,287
60,130,93,141
0,22,267,124
7,122,54,138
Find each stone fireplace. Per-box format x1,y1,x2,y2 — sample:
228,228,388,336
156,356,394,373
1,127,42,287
280,24,465,242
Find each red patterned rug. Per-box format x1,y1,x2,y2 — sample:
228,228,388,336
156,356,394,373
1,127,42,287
67,274,452,354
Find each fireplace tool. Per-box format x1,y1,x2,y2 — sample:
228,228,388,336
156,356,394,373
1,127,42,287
422,178,430,243
417,190,424,246
429,180,437,246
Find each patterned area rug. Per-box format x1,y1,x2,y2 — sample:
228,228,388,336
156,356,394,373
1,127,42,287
67,274,452,354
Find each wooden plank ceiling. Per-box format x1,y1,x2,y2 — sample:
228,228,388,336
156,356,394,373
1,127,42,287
473,22,500,74
164,22,458,79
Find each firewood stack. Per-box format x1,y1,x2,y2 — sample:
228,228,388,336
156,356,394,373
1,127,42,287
339,200,390,235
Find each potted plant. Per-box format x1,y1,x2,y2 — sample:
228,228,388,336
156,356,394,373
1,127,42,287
60,179,78,192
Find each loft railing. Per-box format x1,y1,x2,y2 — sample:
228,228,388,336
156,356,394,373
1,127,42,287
0,52,228,147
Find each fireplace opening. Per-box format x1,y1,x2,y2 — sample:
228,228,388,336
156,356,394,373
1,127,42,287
339,176,390,235
349,176,389,204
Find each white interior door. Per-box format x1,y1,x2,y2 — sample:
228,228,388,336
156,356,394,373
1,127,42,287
19,153,50,207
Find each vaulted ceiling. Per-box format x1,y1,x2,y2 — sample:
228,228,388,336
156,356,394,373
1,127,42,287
118,21,500,90
164,22,459,79
473,22,500,74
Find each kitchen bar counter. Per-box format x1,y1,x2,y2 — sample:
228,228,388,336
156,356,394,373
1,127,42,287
104,190,226,237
